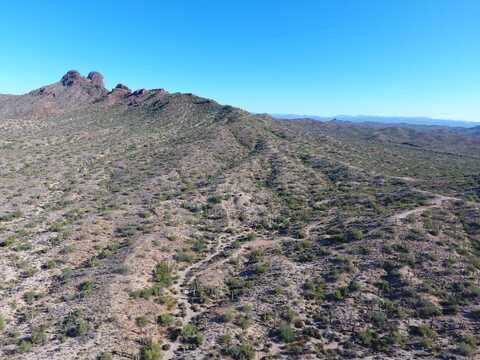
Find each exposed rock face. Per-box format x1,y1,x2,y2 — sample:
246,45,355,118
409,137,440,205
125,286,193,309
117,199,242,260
115,83,131,92
61,70,82,86
132,88,149,97
0,71,172,119
0,70,109,119
87,71,105,88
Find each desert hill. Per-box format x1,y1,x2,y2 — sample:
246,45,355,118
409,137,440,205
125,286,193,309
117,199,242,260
0,71,479,359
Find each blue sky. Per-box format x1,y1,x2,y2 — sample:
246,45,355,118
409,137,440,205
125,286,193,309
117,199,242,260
0,1,479,121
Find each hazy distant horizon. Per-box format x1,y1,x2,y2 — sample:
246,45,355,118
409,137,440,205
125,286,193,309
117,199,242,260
271,113,480,127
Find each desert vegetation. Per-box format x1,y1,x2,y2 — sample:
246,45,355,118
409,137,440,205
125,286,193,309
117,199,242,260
0,71,479,359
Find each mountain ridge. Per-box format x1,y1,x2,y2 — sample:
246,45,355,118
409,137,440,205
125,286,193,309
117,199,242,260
272,113,480,128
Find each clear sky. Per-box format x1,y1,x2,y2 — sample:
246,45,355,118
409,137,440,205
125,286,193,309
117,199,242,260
0,1,479,121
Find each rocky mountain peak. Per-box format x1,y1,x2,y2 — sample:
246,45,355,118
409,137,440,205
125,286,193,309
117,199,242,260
60,70,82,86
60,70,105,89
87,71,105,88
114,83,130,92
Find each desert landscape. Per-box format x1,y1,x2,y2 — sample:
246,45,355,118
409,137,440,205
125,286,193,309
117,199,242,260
0,70,479,359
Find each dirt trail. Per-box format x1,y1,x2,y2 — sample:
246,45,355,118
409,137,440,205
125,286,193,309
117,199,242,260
162,234,278,359
390,194,454,222
163,233,239,359
387,182,474,223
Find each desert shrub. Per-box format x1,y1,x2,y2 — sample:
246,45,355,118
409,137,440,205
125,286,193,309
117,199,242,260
358,328,375,347
64,311,90,337
347,228,364,241
16,339,32,353
31,326,47,344
100,248,113,258
175,250,194,263
62,268,73,281
226,277,253,299
131,285,163,300
206,195,223,205
332,286,349,301
457,343,476,357
157,313,174,327
228,342,256,360
153,261,174,288
181,323,203,346
303,279,325,303
79,280,93,297
87,256,100,268
136,316,149,328
45,259,57,269
371,311,387,328
220,308,235,323
0,210,23,222
411,324,436,349
116,264,130,274
245,232,257,241
97,353,113,360
139,341,162,360
1,235,16,247
416,300,441,318
456,335,477,356
236,316,251,330
253,261,270,275
23,291,41,304
278,322,296,343
192,239,207,252
189,281,213,304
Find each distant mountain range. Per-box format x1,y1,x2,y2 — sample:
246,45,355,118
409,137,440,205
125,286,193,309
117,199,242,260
272,114,480,128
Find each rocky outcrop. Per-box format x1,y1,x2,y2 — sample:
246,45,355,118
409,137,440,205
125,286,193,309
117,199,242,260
61,70,82,86
87,71,105,88
0,70,173,119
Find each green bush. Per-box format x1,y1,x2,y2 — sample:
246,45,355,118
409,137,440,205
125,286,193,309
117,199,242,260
411,324,436,349
136,316,149,328
347,228,364,241
79,280,93,297
1,235,16,247
64,311,90,337
87,256,100,268
246,232,257,241
457,342,477,357
62,268,73,281
220,308,235,323
228,342,256,360
31,326,47,344
237,316,250,330
139,341,162,360
16,339,32,353
23,291,41,304
153,261,174,288
46,259,57,269
416,300,441,318
181,323,203,346
358,328,375,347
97,352,113,360
157,313,174,327
278,323,296,343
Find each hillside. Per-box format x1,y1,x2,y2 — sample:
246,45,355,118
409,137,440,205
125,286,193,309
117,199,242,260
1,71,480,360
